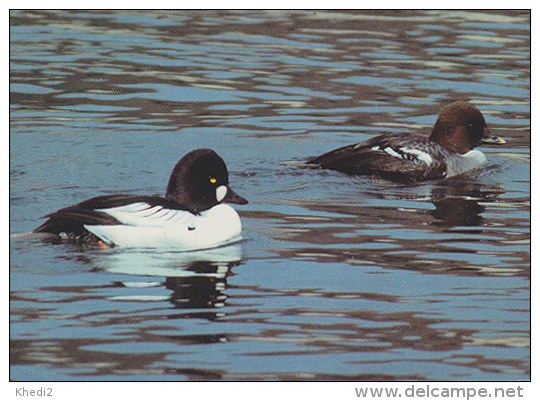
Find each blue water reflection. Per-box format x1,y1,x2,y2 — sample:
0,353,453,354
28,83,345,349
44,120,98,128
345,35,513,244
10,9,529,381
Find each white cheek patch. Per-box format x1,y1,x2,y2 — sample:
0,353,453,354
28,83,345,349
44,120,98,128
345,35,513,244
216,185,227,202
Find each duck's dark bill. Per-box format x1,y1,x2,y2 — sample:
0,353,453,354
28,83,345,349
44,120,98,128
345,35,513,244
482,128,506,145
223,186,248,205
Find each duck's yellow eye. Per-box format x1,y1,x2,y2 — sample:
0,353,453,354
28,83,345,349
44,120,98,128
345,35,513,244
210,177,217,184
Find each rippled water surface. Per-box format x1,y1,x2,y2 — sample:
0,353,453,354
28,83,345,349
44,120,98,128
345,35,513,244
10,10,530,381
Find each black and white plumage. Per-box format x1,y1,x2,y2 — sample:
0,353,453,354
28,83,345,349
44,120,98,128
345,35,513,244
35,149,248,249
306,102,505,182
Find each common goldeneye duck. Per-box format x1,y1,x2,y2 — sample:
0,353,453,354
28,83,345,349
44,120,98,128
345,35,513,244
306,102,505,182
35,148,248,250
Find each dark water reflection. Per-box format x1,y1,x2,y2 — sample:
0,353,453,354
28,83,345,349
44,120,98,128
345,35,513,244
10,10,529,381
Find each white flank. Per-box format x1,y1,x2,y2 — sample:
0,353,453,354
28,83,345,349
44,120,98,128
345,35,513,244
85,204,242,250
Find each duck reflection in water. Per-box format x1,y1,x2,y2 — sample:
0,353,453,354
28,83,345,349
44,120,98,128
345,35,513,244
164,260,237,313
102,244,242,320
429,178,503,227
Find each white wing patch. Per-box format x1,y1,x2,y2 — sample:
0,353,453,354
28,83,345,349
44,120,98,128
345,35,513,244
380,146,402,159
371,145,433,165
97,202,195,227
399,147,433,165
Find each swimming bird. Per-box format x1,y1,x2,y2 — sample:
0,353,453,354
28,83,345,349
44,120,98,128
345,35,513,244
305,102,505,182
35,148,248,250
